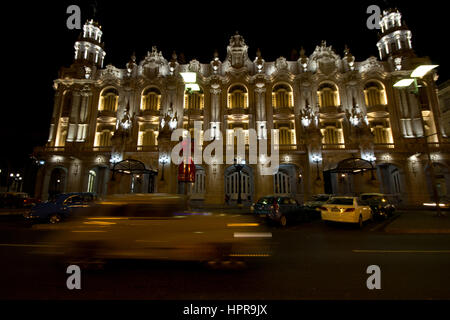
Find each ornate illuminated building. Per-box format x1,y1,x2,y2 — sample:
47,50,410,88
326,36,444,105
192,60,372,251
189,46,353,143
34,9,449,206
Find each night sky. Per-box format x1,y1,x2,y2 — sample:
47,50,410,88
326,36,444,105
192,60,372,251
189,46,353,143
2,0,448,171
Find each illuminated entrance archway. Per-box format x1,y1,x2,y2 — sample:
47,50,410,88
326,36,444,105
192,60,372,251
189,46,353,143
111,159,158,193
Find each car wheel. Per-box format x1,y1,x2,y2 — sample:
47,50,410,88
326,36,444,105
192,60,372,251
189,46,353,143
280,215,287,227
358,215,364,229
358,215,363,229
49,214,61,224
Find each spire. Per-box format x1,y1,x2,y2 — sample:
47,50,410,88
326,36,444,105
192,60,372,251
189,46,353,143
376,8,413,61
74,19,106,68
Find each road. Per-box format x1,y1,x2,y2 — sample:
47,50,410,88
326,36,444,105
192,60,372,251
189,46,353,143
0,212,449,300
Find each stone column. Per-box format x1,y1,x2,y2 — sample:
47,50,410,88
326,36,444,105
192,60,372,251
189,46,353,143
67,90,81,142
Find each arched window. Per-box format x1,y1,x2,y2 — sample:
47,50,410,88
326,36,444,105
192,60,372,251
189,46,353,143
274,122,295,145
228,85,248,109
274,170,291,194
141,88,161,111
272,84,293,108
193,166,206,195
364,81,387,107
184,90,204,110
99,88,119,111
138,123,158,147
95,129,113,147
317,83,339,108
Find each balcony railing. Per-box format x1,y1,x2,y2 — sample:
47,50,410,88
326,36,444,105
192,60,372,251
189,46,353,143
137,145,158,152
273,106,294,115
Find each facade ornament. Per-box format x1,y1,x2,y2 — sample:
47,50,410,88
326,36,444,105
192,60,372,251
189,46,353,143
309,40,340,75
275,56,288,71
84,66,92,79
394,57,402,71
210,50,221,74
126,52,137,76
169,51,178,75
344,45,355,71
188,59,201,73
346,97,368,127
226,31,249,69
358,56,385,74
254,48,265,73
300,100,318,128
299,47,309,72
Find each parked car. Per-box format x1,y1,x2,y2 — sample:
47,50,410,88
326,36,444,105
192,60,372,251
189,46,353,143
360,193,395,219
0,192,30,208
253,195,307,227
319,196,373,228
36,193,272,267
24,192,96,223
303,194,333,219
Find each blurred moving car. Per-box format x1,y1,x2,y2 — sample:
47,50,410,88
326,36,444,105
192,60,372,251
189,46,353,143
303,194,333,219
253,195,307,227
423,196,450,210
24,192,96,223
0,192,31,208
319,196,373,228
37,193,272,266
360,193,395,219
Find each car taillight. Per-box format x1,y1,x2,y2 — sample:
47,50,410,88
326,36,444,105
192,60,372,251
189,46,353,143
345,208,355,212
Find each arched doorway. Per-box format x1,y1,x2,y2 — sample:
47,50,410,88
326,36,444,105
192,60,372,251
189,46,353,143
48,167,67,199
110,159,158,194
327,158,376,196
86,166,109,196
273,164,302,200
190,165,206,200
225,165,254,204
377,163,403,204
426,163,450,201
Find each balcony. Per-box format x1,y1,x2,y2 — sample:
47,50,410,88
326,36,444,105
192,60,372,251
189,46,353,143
138,109,160,119
184,108,203,117
137,145,158,152
97,110,117,122
366,104,388,115
226,107,249,116
273,106,294,117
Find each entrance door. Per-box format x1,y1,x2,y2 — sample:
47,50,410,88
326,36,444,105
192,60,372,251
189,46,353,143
226,171,251,202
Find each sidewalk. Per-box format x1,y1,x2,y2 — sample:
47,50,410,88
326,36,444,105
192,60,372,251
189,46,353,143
384,210,450,234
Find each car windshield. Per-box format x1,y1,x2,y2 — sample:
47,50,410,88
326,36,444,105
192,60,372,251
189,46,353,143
361,195,382,201
312,195,330,202
327,198,354,205
257,197,274,205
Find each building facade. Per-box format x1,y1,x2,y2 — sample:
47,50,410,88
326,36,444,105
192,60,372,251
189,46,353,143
34,9,450,206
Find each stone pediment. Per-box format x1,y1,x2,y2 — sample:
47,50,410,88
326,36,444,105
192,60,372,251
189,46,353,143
358,56,385,74
308,41,341,75
99,64,123,80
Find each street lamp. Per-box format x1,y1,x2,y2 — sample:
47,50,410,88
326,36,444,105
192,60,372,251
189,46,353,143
311,154,322,181
393,64,443,216
364,154,377,180
159,155,169,181
233,158,244,206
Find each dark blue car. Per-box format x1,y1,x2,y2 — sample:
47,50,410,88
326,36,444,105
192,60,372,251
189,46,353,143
252,195,307,227
24,193,96,223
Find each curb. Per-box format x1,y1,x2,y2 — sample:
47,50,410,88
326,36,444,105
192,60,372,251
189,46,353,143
384,229,450,234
